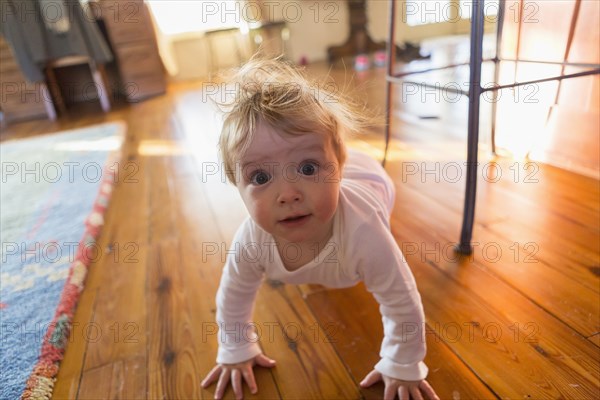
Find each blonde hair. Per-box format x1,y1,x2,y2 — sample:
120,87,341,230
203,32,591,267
219,57,371,184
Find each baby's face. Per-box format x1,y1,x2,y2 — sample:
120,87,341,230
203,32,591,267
236,121,341,248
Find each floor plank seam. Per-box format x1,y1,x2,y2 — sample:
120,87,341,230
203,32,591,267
144,169,152,400
586,332,600,340
74,287,100,400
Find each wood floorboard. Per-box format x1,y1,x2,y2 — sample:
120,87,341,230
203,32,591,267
390,158,599,259
80,164,150,372
411,260,598,399
51,287,98,400
488,163,600,230
388,166,600,341
169,150,282,399
385,156,600,294
253,283,362,399
74,108,155,395
388,214,600,396
304,284,499,400
50,108,152,398
77,355,146,400
147,238,206,399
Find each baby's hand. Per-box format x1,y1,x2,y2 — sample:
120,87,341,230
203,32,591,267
201,353,276,399
360,369,440,400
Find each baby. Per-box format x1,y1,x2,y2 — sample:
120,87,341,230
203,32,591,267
201,58,439,400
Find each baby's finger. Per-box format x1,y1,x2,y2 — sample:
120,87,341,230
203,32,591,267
241,367,258,394
419,380,440,400
231,369,243,400
214,368,231,399
409,385,424,400
201,365,222,388
397,385,409,400
254,353,276,368
384,382,399,400
359,369,381,387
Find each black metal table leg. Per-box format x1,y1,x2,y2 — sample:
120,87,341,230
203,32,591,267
456,0,485,255
383,0,398,167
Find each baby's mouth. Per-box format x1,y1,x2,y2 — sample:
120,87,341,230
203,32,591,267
279,214,311,223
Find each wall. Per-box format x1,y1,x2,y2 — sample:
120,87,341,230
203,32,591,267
165,0,490,81
167,0,350,79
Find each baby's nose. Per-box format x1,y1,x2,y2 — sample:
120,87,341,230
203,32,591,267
277,181,303,204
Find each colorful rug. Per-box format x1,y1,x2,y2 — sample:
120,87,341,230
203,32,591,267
0,122,125,399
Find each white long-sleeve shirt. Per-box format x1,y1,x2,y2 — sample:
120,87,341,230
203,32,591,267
215,149,429,381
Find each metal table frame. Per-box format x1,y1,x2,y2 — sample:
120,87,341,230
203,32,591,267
383,0,600,254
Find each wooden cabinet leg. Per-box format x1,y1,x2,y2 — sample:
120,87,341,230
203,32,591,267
45,66,67,116
91,64,111,112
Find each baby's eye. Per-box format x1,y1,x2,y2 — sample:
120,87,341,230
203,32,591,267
299,161,319,176
250,170,271,185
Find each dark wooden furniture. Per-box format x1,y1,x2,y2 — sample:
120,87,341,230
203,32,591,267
98,0,166,102
0,36,56,124
0,0,165,125
327,0,386,64
45,55,112,114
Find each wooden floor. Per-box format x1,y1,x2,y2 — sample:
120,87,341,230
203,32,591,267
2,62,599,399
